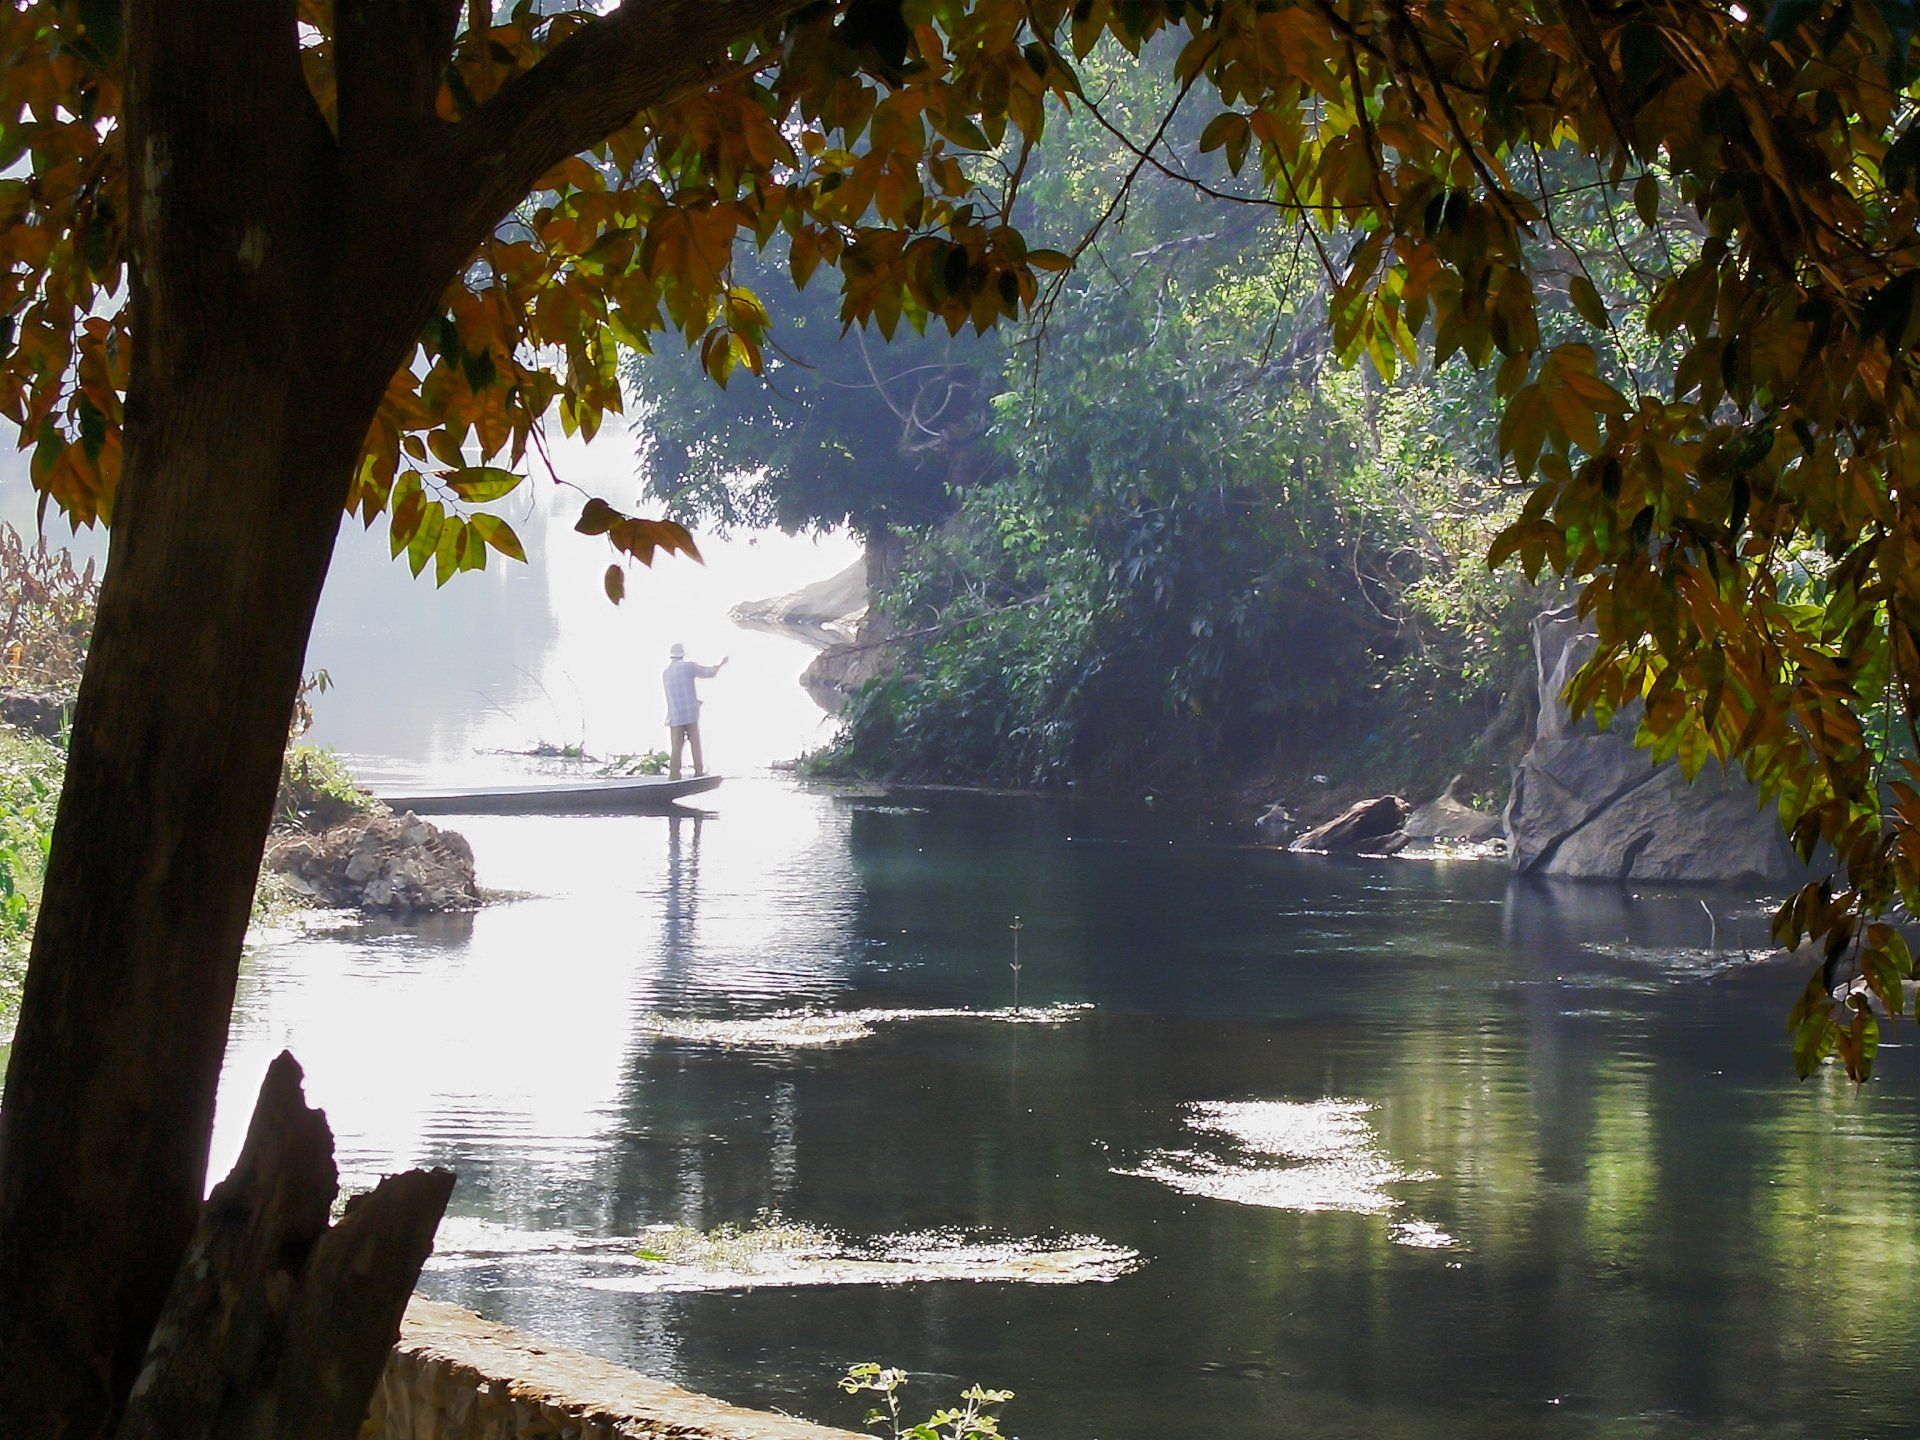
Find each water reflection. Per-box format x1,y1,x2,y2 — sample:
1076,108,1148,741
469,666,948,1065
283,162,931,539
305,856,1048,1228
214,785,1920,1440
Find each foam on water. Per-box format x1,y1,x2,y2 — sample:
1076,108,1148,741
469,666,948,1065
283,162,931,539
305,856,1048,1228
1116,1100,1452,1250
1388,1219,1459,1249
634,1002,1093,1049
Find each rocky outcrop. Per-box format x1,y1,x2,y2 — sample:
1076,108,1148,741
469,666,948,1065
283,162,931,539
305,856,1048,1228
797,616,895,713
1404,776,1503,843
0,688,68,740
267,812,479,914
1505,605,1801,885
1288,795,1411,855
1254,802,1297,842
735,538,905,714
729,557,868,647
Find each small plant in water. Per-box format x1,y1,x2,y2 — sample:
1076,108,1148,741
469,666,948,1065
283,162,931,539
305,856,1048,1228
841,1363,1012,1440
601,749,671,777
632,1210,836,1268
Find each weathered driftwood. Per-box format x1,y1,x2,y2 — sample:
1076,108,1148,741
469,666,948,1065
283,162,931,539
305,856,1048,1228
115,1051,453,1440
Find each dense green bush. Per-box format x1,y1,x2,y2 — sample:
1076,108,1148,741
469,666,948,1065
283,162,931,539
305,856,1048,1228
275,744,379,833
822,254,1538,795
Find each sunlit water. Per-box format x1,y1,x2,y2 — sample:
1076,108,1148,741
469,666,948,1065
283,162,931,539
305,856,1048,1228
200,783,1920,1440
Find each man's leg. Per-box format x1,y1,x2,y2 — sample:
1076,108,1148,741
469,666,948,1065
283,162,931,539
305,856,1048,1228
669,725,687,780
689,723,705,776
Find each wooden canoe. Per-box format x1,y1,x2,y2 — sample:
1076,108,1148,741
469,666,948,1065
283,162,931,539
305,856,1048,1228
377,774,722,816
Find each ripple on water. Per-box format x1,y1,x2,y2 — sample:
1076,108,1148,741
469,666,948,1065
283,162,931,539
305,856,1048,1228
632,1002,1093,1049
1116,1100,1454,1248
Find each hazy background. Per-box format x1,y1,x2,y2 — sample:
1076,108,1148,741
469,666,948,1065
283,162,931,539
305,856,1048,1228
0,425,860,784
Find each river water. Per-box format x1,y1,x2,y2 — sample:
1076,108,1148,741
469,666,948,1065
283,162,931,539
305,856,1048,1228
9,442,1918,1436
212,781,1920,1440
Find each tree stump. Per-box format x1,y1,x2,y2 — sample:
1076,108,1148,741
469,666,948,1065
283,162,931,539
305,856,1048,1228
114,1052,452,1440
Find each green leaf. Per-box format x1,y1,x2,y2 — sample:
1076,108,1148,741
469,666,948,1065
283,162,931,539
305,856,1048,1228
442,466,523,503
1569,275,1609,328
1633,172,1659,228
407,501,445,578
468,513,527,562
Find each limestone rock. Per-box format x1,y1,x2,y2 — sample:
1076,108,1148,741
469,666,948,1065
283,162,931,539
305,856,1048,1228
1254,802,1297,842
1404,776,1503,843
267,812,479,915
729,557,869,643
1505,605,1800,885
1288,795,1411,855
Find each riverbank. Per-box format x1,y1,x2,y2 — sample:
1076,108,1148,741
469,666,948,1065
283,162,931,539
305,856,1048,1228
0,732,482,1038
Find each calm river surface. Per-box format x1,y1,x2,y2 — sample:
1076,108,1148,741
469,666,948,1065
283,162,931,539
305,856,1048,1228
202,778,1920,1440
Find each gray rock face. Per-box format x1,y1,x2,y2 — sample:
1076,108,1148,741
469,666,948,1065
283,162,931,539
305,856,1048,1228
0,689,68,740
268,812,479,915
1404,776,1503,842
1289,795,1411,855
1505,606,1800,885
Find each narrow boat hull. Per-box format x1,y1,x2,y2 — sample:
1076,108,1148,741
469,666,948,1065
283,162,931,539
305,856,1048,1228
377,774,722,816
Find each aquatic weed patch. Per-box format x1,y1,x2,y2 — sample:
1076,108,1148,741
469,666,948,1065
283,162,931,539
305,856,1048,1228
422,1211,1141,1292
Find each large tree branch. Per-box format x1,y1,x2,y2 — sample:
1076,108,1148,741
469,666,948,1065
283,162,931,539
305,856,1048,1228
335,0,464,161
334,0,807,380
433,0,804,253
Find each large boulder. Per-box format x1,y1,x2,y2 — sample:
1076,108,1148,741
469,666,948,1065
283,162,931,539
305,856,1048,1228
729,556,868,646
1505,606,1800,885
267,812,479,915
1288,795,1411,855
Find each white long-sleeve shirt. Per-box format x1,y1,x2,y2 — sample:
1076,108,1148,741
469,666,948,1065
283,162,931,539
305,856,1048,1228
662,658,720,726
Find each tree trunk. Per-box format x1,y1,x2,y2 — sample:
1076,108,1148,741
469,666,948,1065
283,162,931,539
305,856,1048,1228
0,14,411,1430
0,323,390,1437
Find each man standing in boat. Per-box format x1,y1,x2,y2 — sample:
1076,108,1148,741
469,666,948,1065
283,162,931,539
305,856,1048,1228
663,642,727,780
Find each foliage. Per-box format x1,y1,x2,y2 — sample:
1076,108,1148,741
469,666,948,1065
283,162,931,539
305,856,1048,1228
0,727,58,1020
633,239,995,540
828,109,1537,793
275,745,379,834
288,669,331,741
601,750,673,777
841,1364,1012,1440
0,523,96,696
